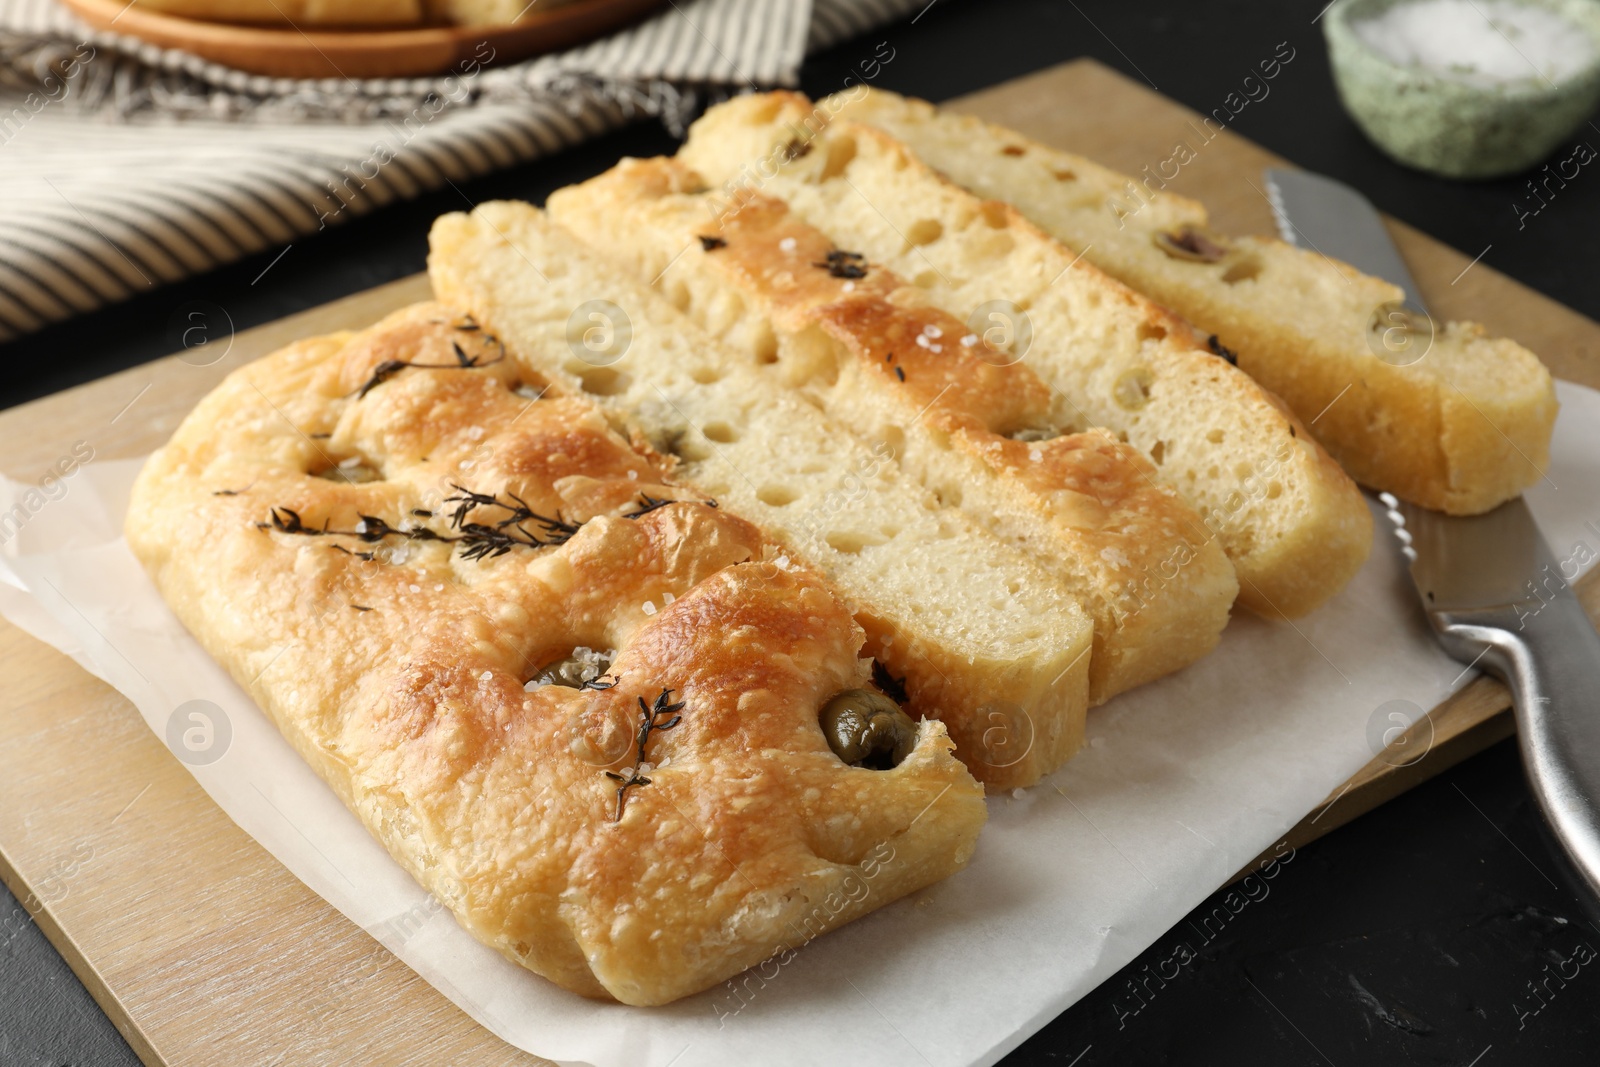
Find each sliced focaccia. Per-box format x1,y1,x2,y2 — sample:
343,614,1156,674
680,90,1375,619
817,88,1558,516
428,203,1096,789
126,302,987,1005
547,157,1238,703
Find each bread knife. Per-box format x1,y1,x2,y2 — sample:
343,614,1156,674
1265,166,1600,907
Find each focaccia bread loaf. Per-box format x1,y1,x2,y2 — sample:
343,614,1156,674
424,0,582,24
547,157,1238,703
125,302,988,1006
824,88,1558,516
131,0,423,24
428,202,1095,789
680,90,1375,620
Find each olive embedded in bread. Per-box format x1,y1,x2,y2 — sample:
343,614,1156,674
820,689,918,769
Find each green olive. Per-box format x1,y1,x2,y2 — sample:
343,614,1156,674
819,688,918,769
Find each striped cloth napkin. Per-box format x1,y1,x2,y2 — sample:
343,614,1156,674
0,0,921,342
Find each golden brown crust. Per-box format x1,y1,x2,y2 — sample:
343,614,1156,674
126,302,987,1006
548,158,1238,701
428,200,1098,792
828,88,1557,516
679,90,1374,617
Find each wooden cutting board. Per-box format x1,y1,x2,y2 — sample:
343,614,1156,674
2,59,1597,1066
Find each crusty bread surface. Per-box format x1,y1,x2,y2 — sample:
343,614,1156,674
428,202,1095,789
547,157,1239,702
125,302,987,1006
680,90,1376,619
826,88,1558,516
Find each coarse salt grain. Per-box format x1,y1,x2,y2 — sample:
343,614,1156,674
779,236,798,252
1354,0,1597,86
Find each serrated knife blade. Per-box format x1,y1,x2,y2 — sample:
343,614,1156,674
1267,166,1600,907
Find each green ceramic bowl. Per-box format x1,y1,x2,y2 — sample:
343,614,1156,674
1325,0,1600,179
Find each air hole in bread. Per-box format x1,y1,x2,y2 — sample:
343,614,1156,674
819,135,858,181
675,437,712,462
1266,481,1283,500
906,219,944,246
932,482,963,507
525,645,615,689
1112,366,1154,410
1136,322,1167,343
757,484,798,507
1221,256,1263,285
979,200,1010,228
1149,440,1166,466
1206,428,1225,444
1052,168,1077,182
312,451,383,484
689,366,722,385
979,231,1015,258
702,421,738,444
912,270,941,289
1001,145,1026,157
574,365,630,396
876,425,905,458
824,529,887,554
663,279,692,310
926,426,952,451
754,330,780,364
1009,426,1060,443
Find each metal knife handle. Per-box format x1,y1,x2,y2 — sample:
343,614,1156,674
1433,593,1600,901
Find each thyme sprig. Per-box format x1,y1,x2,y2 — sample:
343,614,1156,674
815,248,868,280
442,484,582,549
351,318,507,400
622,492,719,519
604,688,685,822
1206,334,1239,366
257,482,584,562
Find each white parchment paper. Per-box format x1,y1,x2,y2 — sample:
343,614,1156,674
3,381,1598,1067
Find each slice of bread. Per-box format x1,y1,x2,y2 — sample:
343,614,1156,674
547,157,1238,704
826,89,1559,516
428,200,1092,790
678,90,1373,619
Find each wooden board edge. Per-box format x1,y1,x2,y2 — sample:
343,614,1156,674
0,837,166,1067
